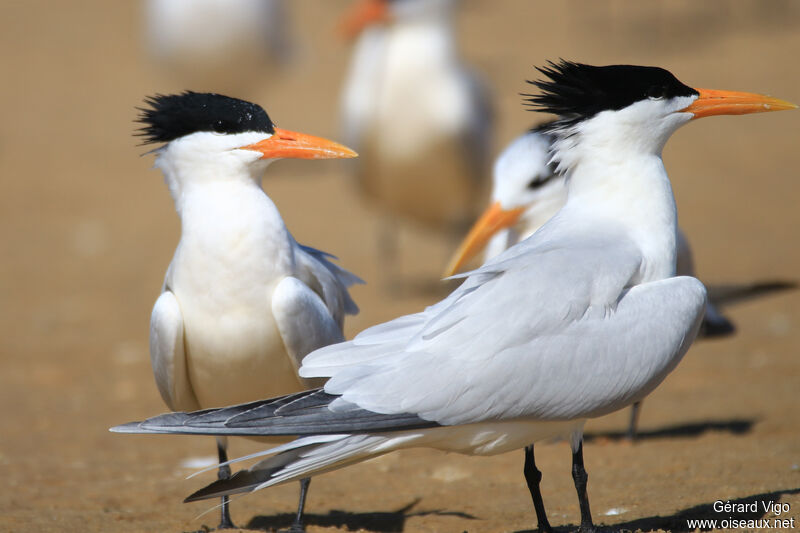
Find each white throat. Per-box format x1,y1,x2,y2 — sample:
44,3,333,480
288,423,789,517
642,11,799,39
153,131,271,215
153,131,295,283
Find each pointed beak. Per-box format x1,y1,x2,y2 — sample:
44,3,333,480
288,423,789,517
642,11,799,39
242,127,358,160
682,88,797,119
443,202,525,277
339,0,388,40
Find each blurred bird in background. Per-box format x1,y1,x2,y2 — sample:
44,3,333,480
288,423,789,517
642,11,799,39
445,122,796,441
339,0,492,287
144,0,292,93
137,92,361,531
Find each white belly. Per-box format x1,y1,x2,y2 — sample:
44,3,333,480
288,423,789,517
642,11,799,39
180,298,304,409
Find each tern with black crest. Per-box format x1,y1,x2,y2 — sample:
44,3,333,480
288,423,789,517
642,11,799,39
134,91,361,531
117,65,795,532
445,122,796,440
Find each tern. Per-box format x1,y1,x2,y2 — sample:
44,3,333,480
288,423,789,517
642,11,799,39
136,91,361,530
339,0,492,280
144,0,291,92
116,64,795,532
444,122,797,440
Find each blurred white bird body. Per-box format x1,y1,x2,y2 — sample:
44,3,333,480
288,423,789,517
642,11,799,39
341,0,490,229
145,0,291,91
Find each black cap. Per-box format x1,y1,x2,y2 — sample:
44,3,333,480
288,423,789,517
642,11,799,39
525,60,698,128
136,91,275,145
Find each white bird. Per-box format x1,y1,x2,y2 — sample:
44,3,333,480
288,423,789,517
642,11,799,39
339,0,492,279
444,123,797,440
136,91,361,531
144,0,292,92
116,64,795,532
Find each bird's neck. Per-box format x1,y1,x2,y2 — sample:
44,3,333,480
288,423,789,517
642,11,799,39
384,15,456,66
564,148,678,283
156,149,269,217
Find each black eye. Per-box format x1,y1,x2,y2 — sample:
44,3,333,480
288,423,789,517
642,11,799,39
212,120,228,133
527,177,546,190
646,85,667,100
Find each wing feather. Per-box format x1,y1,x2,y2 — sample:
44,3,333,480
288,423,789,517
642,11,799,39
149,291,200,412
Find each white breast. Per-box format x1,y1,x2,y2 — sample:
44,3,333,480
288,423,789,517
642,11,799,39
167,181,302,407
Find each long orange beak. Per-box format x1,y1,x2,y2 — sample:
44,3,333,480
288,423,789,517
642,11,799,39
339,0,389,40
443,202,525,277
682,88,797,119
242,127,358,160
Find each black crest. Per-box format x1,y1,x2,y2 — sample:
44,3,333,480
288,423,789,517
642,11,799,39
136,91,275,144
524,60,698,127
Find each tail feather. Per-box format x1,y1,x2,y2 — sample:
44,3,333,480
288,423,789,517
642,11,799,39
186,434,400,501
186,444,315,501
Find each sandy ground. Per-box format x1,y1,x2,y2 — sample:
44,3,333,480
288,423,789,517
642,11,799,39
1,1,800,531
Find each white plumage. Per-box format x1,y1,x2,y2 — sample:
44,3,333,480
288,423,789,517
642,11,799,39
144,0,291,91
117,66,795,531
138,92,361,530
150,132,360,412
340,0,492,270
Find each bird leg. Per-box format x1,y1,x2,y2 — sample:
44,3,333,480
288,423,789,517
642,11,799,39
571,441,596,533
281,477,311,533
216,438,236,529
523,444,553,533
626,401,642,442
378,217,402,292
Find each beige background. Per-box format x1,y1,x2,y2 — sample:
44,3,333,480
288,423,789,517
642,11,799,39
1,1,799,531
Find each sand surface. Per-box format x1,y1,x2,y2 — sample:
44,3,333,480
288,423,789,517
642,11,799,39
1,1,799,531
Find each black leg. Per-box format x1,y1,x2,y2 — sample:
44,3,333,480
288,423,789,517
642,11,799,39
282,477,311,532
523,445,553,533
626,401,642,442
571,441,596,533
216,439,236,529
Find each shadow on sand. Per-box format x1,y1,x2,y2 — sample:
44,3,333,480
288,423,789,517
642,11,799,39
512,486,800,533
584,417,756,443
246,499,477,532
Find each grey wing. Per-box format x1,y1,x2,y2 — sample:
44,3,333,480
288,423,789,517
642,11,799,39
112,388,438,436
271,276,346,387
294,243,363,329
149,291,200,412
301,231,706,426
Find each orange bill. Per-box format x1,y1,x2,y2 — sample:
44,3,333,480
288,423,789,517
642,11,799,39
242,127,358,160
339,0,388,40
443,202,525,277
682,88,797,119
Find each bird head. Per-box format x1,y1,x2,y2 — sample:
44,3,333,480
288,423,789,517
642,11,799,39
446,60,796,277
525,60,796,174
137,92,356,193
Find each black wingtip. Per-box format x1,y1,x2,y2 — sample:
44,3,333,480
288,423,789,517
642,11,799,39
184,469,266,502
700,315,737,339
